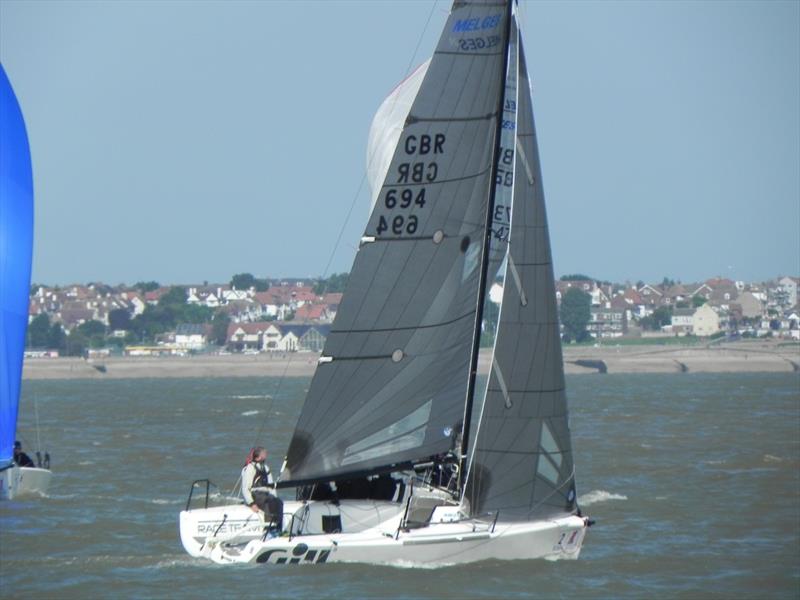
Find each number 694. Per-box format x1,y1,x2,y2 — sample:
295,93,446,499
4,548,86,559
377,214,418,235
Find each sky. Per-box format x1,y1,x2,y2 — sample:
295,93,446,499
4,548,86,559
1,0,798,286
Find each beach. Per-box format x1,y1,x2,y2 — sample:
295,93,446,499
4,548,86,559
21,340,800,380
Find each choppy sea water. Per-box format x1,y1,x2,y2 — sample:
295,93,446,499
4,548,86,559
1,373,798,599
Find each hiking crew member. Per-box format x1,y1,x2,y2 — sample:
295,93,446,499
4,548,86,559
241,447,283,530
13,442,35,468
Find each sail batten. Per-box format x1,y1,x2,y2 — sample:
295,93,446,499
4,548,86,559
332,310,475,335
406,113,498,124
379,167,491,188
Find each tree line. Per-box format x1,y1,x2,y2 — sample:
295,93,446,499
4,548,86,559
25,271,350,355
26,286,231,355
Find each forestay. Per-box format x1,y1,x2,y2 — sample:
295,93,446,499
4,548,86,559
463,26,578,521
280,0,512,488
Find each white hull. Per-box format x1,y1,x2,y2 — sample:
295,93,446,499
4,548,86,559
0,466,52,500
180,497,589,567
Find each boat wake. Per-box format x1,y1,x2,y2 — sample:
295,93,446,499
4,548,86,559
578,490,628,506
149,555,216,570
150,498,183,505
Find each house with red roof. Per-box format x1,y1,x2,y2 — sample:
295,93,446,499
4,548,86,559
294,303,330,323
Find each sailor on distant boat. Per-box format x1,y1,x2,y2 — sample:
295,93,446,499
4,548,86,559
241,447,283,530
13,441,34,468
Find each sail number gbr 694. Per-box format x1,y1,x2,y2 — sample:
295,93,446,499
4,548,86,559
376,133,444,237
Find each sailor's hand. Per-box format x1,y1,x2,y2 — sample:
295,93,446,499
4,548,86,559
249,504,259,513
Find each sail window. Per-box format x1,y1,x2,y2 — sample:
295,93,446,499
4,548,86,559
541,422,562,466
462,241,480,282
536,422,563,485
341,401,433,466
536,454,560,485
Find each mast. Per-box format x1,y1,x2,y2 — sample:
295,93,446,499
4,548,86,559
459,0,515,484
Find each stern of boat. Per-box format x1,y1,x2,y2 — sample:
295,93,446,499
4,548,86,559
1,466,52,500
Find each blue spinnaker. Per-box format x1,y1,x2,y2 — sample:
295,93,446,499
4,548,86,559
0,64,34,468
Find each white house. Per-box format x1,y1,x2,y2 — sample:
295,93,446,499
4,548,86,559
671,308,694,335
786,313,800,340
261,324,283,351
277,331,299,352
588,304,625,338
227,323,265,351
778,276,798,308
223,289,251,303
203,293,221,308
692,304,720,337
589,287,610,307
120,292,146,316
175,324,208,350
187,287,223,308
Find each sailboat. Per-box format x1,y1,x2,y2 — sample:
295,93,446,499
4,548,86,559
0,64,53,500
179,0,591,565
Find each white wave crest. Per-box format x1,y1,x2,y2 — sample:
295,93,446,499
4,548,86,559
763,454,783,463
578,490,628,506
241,410,260,416
231,395,270,400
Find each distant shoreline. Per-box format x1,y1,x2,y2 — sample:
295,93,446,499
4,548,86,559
21,340,799,381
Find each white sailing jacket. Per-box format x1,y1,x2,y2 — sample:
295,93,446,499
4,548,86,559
241,461,274,505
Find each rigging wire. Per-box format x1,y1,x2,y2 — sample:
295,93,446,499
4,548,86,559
231,0,442,496
33,395,42,455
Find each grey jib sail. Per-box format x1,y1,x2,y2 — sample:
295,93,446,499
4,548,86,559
279,0,512,488
463,26,578,521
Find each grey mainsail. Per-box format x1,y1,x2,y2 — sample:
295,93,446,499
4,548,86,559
463,25,578,520
279,0,512,488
